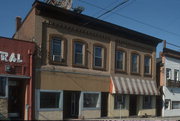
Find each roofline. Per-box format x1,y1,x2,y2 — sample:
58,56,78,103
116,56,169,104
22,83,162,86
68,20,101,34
0,36,35,44
163,47,180,59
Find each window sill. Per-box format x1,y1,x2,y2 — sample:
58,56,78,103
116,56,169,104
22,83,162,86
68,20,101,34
82,107,100,110
131,72,140,76
115,69,127,74
72,64,88,69
144,74,152,77
49,60,67,66
93,66,106,71
38,108,63,111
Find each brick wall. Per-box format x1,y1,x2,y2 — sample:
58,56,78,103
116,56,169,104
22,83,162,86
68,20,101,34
0,98,8,118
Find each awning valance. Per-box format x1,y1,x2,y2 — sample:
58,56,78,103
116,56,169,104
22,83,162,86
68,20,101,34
110,76,159,95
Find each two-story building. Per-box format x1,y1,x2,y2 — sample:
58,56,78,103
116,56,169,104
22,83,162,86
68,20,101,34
0,37,35,120
157,41,180,117
13,0,162,120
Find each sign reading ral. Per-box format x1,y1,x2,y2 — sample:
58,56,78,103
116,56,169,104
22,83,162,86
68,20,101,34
0,51,23,63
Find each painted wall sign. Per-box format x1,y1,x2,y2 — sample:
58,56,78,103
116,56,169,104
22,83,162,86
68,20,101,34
0,51,23,63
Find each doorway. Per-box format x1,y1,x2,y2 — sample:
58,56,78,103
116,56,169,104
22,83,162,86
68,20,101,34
63,91,80,119
8,78,26,120
101,92,108,117
129,95,137,116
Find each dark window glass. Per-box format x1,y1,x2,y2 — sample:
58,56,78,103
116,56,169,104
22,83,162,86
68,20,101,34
132,54,139,73
143,96,152,109
40,92,60,109
0,77,6,97
166,68,171,80
172,101,180,109
114,94,125,109
83,93,99,108
116,51,125,70
144,56,151,74
94,47,102,67
174,70,179,81
74,42,83,64
52,38,61,56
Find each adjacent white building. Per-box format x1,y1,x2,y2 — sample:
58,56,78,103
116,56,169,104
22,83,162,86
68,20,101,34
158,47,180,117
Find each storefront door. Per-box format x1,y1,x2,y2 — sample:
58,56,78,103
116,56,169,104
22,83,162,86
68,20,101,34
129,95,137,116
63,91,80,119
8,78,26,120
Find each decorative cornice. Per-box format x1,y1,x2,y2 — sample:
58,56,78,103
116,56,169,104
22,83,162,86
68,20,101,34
43,20,111,41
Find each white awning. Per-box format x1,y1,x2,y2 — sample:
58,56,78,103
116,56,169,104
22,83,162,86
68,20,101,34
110,75,159,95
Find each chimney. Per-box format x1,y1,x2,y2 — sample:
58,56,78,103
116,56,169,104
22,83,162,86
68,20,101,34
163,40,166,48
16,16,22,31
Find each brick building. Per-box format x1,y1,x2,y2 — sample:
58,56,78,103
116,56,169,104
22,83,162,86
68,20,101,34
13,0,162,120
0,37,35,120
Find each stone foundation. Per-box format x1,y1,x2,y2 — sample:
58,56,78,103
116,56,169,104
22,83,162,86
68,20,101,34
0,98,8,118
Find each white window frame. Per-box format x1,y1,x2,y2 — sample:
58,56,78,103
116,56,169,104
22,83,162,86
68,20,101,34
51,38,63,61
174,69,179,81
166,68,172,80
74,42,85,65
0,77,8,98
38,90,63,111
94,46,104,68
82,92,101,110
165,99,171,110
115,50,125,71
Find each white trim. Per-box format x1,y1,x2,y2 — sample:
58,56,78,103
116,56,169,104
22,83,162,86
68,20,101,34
38,89,63,111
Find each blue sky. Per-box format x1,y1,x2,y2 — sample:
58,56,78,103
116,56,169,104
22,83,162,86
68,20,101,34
0,0,180,56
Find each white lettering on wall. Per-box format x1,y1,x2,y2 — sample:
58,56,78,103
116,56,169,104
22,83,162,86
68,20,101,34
0,51,23,63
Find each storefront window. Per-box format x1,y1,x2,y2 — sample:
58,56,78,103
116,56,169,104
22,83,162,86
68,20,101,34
40,90,62,109
83,92,100,108
0,77,6,97
114,94,126,109
143,96,152,109
172,101,180,109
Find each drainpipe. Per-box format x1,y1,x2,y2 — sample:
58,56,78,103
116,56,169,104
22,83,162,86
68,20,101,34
28,49,33,120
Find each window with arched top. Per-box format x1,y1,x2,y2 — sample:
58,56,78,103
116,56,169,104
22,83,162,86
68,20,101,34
93,44,106,70
49,34,67,65
72,39,88,68
131,52,140,74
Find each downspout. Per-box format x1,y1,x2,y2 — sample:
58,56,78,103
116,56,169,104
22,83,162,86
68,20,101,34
28,49,33,120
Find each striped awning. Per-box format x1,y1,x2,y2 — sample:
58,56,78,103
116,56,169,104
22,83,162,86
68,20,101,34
110,76,159,95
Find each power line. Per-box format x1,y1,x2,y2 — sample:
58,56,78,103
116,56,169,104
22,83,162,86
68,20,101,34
78,0,180,37
167,42,180,48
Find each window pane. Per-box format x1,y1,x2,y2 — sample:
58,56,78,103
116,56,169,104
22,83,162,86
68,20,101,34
95,47,102,57
172,101,180,109
40,92,60,109
83,93,99,108
114,94,125,109
132,54,138,73
166,68,171,80
143,96,152,109
52,39,61,56
74,42,83,64
174,70,179,81
144,56,150,74
94,46,103,67
0,77,6,97
116,51,124,70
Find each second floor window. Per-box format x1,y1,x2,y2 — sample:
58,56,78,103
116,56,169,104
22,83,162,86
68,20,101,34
174,69,179,81
51,38,62,62
74,42,84,65
116,50,125,71
144,56,151,75
94,46,104,68
131,53,140,73
166,68,171,80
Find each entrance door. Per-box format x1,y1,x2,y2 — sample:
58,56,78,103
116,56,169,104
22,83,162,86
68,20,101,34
129,95,137,116
101,92,108,117
8,78,26,120
63,91,80,119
